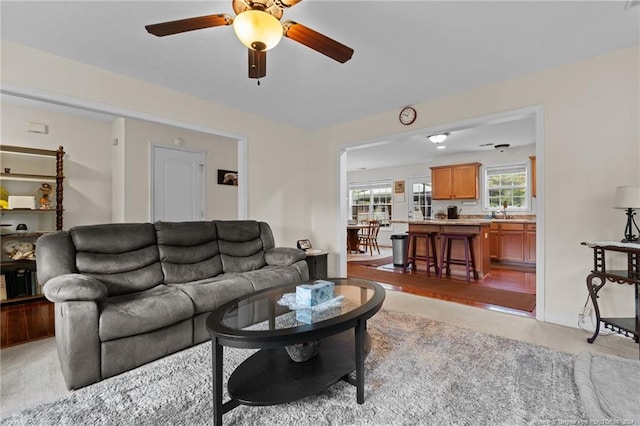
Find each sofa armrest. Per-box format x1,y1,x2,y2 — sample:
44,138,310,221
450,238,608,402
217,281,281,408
265,247,306,266
44,274,108,303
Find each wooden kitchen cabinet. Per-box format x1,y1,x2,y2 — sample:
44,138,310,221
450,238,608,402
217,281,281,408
489,222,500,260
525,223,536,262
490,221,536,265
529,156,536,198
430,162,481,200
500,223,525,262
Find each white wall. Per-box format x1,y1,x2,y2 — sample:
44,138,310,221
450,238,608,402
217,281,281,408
1,103,113,229
312,46,639,327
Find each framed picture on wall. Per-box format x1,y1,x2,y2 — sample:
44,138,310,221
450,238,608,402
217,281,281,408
217,169,238,186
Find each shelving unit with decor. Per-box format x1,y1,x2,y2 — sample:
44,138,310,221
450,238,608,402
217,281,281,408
0,145,64,305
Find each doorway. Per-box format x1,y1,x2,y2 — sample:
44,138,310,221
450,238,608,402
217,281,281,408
338,105,545,320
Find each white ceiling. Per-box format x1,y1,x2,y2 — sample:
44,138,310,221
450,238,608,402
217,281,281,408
346,113,536,171
1,1,637,171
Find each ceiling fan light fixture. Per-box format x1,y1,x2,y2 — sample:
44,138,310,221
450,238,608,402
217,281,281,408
233,10,283,51
428,133,449,144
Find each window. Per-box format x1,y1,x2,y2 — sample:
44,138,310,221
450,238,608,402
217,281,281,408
349,180,393,227
406,177,432,220
484,163,529,210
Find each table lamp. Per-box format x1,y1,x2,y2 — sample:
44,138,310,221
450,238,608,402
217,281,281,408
614,186,640,243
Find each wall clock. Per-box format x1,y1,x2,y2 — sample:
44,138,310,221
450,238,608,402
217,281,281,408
399,106,417,125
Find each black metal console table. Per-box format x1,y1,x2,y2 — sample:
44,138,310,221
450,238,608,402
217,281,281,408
582,241,639,359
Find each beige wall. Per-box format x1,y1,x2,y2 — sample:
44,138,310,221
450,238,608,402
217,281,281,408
1,103,113,229
116,118,238,222
312,46,639,327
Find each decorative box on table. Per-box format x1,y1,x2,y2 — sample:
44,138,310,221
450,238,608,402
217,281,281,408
296,280,335,306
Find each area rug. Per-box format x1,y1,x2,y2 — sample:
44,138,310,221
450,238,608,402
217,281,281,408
2,310,587,425
348,265,536,312
574,351,640,422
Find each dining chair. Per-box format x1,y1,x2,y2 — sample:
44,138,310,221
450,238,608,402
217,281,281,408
359,220,381,255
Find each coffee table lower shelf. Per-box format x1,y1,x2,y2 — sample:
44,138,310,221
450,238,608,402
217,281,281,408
228,330,371,406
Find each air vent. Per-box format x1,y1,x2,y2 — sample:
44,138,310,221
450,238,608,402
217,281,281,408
479,143,494,147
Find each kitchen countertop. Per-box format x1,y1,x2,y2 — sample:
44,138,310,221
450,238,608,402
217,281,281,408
392,218,536,225
392,219,492,225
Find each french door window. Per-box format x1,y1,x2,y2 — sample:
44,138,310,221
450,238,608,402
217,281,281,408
349,180,393,227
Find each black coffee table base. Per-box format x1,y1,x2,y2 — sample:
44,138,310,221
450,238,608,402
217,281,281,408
212,321,370,424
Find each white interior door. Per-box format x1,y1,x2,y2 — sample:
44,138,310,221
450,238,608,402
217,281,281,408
152,145,205,222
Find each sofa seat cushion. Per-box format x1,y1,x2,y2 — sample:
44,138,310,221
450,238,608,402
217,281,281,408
169,274,255,315
235,265,304,292
99,285,194,341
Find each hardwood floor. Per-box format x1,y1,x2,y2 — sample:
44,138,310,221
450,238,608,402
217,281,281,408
348,247,536,318
0,298,55,348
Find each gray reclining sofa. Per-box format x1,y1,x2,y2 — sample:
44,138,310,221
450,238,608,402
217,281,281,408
36,220,309,390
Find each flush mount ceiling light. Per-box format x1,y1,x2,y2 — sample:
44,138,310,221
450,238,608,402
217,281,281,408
428,133,449,144
495,143,510,152
436,145,447,150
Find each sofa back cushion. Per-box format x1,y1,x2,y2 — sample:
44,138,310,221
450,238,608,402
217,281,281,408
215,221,268,273
155,221,224,284
70,223,163,297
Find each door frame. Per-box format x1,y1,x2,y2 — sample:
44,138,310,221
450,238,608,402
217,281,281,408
337,104,545,321
150,143,207,222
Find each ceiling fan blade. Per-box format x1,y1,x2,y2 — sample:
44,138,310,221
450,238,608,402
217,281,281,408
248,49,267,79
145,14,233,37
282,21,354,63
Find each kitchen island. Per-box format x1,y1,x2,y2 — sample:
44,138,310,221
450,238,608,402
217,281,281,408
392,219,492,278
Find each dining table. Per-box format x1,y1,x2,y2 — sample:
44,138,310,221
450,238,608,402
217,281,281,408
347,224,369,253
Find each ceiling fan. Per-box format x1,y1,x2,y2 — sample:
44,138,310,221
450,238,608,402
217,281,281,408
145,0,354,80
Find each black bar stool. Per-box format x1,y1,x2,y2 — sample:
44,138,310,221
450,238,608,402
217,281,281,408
438,233,478,283
403,231,439,276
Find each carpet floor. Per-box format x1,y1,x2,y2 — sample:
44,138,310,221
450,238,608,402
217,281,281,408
1,310,587,425
348,265,536,312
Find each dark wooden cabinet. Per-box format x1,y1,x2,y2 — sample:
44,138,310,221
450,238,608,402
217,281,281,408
0,145,64,347
304,252,328,280
430,162,481,200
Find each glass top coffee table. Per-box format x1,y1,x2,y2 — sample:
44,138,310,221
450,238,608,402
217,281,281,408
206,277,385,425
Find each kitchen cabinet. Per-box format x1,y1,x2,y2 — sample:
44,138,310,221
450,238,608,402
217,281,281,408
525,223,536,262
529,156,536,198
489,222,500,260
430,162,481,200
500,223,525,262
490,221,536,264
